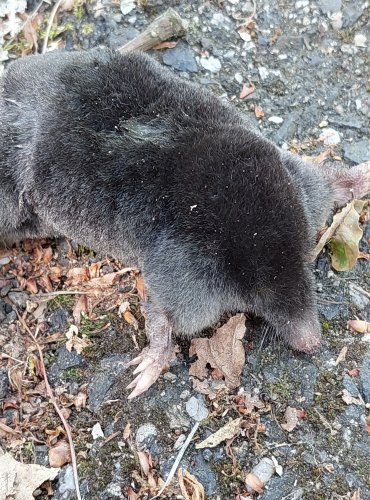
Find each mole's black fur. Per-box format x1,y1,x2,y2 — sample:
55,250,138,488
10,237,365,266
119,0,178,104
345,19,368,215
1,49,367,397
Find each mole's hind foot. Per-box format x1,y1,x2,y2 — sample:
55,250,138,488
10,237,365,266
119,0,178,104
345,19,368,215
127,345,174,399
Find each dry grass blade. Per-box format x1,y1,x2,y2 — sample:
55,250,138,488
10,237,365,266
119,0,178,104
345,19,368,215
42,0,63,54
16,311,82,500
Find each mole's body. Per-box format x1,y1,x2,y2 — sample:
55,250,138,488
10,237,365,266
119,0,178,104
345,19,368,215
1,49,369,397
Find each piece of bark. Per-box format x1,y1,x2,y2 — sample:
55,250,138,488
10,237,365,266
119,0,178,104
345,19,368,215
119,8,187,53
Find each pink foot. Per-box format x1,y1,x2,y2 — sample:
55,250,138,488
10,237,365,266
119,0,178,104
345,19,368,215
127,345,174,399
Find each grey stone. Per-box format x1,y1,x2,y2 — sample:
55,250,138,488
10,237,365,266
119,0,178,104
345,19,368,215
344,139,370,164
88,354,130,412
0,256,10,266
103,482,124,498
342,4,364,27
48,308,69,332
48,347,86,385
274,112,299,144
8,291,29,309
163,42,198,73
349,283,370,311
54,465,75,500
343,374,361,398
166,404,190,430
135,423,158,451
318,0,342,14
186,396,208,421
0,369,9,399
109,27,139,50
360,357,370,403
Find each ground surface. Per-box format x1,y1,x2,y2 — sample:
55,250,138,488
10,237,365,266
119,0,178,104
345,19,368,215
0,0,370,499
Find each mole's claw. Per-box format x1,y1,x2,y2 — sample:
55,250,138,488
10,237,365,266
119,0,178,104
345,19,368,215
132,357,153,375
126,373,141,390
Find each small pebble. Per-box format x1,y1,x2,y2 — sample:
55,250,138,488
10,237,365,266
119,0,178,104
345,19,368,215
200,56,222,73
319,127,340,146
319,120,328,128
268,116,284,124
0,256,10,266
354,33,367,48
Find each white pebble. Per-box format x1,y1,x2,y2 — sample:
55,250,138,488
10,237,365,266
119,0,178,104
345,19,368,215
354,33,367,47
258,66,269,80
120,0,135,15
239,31,252,42
319,120,328,128
268,116,284,124
91,423,104,440
200,56,222,73
234,72,243,83
319,127,340,146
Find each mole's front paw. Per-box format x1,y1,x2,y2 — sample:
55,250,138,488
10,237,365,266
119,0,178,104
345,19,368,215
126,346,173,399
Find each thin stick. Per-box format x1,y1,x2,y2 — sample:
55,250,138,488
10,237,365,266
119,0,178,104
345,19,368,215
119,8,187,53
42,0,63,54
17,312,82,500
150,421,199,499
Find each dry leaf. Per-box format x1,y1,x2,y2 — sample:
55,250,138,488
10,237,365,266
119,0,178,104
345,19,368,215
178,468,205,500
190,314,246,390
0,453,59,500
48,266,64,281
153,41,177,49
195,417,242,449
49,440,71,467
73,295,88,324
254,104,265,118
358,251,370,261
342,389,364,406
123,310,138,329
66,267,90,286
73,387,87,410
135,273,146,300
348,368,360,378
240,82,255,99
311,200,366,270
281,406,299,432
65,325,90,354
335,346,348,366
347,319,370,334
88,261,102,279
137,451,150,476
26,277,38,294
127,486,139,499
123,422,131,440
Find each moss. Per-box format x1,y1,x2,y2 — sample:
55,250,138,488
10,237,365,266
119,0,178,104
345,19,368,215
79,315,109,337
74,2,86,20
77,245,96,257
320,319,331,334
314,371,346,420
48,294,75,312
38,21,73,41
81,23,94,35
63,367,83,382
265,373,298,403
336,27,355,44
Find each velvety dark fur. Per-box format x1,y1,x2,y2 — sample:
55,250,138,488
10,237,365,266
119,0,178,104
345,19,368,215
0,49,338,353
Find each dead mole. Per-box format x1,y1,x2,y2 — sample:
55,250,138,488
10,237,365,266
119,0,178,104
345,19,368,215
1,49,369,398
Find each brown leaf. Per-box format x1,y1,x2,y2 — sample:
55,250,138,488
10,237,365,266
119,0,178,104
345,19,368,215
123,310,138,329
189,314,246,390
281,406,299,432
347,319,370,334
335,346,348,366
348,368,360,378
26,277,38,294
66,267,90,286
137,451,150,476
19,13,38,54
49,440,71,467
88,261,102,279
73,295,88,324
123,423,131,441
48,266,64,281
358,251,370,261
178,468,205,500
135,273,146,300
0,454,59,498
73,387,87,411
240,82,255,99
153,41,178,49
127,486,139,499
196,417,242,449
254,104,265,118
39,275,53,292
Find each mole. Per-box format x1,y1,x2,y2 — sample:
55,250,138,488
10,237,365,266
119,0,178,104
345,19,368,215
1,49,369,398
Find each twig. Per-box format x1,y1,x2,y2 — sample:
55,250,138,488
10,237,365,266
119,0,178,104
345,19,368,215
150,421,199,499
119,8,187,53
17,312,82,500
42,0,63,54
